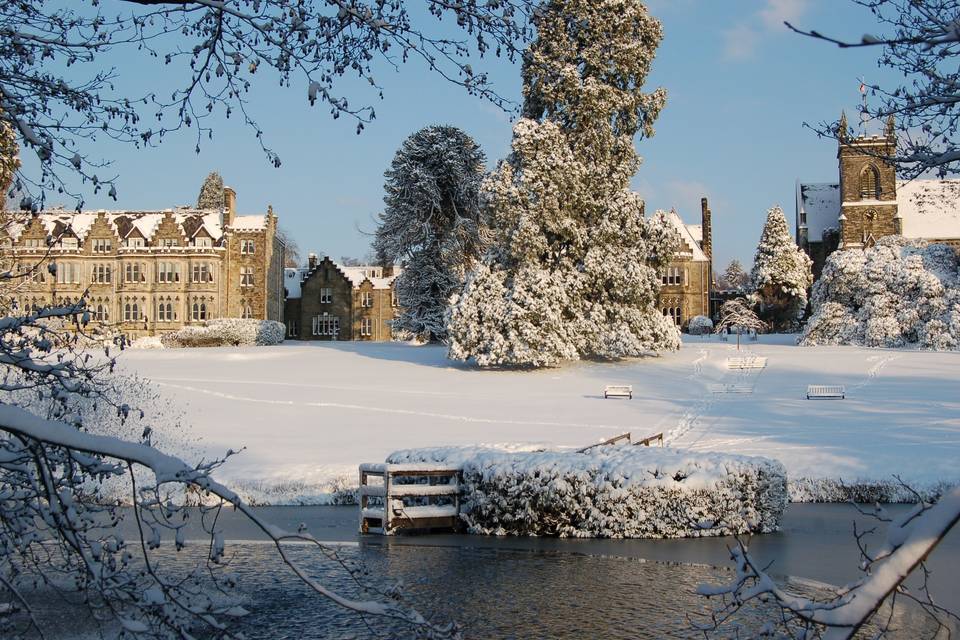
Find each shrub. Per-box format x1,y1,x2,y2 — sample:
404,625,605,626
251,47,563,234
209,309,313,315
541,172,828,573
160,318,285,348
388,445,787,539
687,315,714,335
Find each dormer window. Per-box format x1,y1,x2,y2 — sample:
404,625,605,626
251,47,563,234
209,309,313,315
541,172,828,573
124,237,145,249
160,238,179,248
194,236,212,248
59,236,78,249
93,238,112,253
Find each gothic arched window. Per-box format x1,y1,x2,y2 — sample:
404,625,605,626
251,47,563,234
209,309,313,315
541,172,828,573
860,165,881,199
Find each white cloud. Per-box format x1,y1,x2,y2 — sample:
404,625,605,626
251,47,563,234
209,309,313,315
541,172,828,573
722,0,810,61
759,0,809,30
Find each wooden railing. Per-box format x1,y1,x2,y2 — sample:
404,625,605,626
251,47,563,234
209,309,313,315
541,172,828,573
358,463,462,535
577,431,664,453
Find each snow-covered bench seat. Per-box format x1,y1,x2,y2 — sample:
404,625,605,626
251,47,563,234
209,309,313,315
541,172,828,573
387,446,787,539
604,384,633,399
726,356,767,370
806,384,846,400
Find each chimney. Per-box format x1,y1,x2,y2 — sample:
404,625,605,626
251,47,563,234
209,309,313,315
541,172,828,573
222,186,237,227
308,252,318,270
700,197,712,260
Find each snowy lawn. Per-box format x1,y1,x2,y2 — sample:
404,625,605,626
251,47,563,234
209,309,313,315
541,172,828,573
116,336,960,503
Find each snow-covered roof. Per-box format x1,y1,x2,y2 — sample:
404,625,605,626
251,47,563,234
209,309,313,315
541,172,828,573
231,215,266,231
6,207,235,243
797,179,960,243
284,267,308,299
686,224,703,243
896,179,960,240
661,209,708,262
796,182,840,243
339,264,402,289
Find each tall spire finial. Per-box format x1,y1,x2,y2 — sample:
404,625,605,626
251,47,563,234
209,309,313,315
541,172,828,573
885,114,896,139
838,110,849,143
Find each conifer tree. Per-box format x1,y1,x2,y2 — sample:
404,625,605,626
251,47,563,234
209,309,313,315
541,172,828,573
197,171,225,210
373,126,487,342
721,259,748,291
750,206,813,330
448,0,679,367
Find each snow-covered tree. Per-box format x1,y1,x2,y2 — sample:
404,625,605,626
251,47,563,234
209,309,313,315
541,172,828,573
196,171,225,210
718,259,748,291
374,126,487,342
801,236,960,349
788,0,960,179
276,227,302,268
714,298,767,351
447,0,680,367
750,206,813,331
697,485,960,638
1,1,533,207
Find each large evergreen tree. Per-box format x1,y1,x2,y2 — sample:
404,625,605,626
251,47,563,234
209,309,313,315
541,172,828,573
197,171,224,210
720,259,749,291
447,0,679,367
373,126,487,342
750,206,813,330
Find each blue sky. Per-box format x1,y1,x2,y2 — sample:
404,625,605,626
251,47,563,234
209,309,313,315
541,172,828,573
42,0,903,271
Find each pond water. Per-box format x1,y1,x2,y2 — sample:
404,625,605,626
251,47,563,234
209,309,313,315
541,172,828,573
29,505,958,639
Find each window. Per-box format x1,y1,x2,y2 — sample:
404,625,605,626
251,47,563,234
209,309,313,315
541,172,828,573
287,320,299,337
191,263,213,283
241,239,255,254
360,317,372,337
240,301,253,319
360,291,373,307
311,314,340,336
661,267,682,286
91,264,112,284
23,238,43,249
94,304,109,322
860,165,881,199
157,261,179,283
28,268,45,284
391,289,399,307
58,236,78,249
55,262,79,284
663,307,682,326
191,301,209,321
124,263,144,283
157,300,176,322
160,238,179,248
320,287,332,304
93,238,112,253
124,302,140,322
124,237,145,249
193,236,212,248
240,267,254,287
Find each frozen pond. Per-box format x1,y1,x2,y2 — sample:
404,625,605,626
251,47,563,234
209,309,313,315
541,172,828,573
40,503,945,639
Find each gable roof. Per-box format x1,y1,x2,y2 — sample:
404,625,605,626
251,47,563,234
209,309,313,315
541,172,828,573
661,209,708,262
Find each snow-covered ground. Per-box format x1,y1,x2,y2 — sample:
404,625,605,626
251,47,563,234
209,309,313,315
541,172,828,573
116,336,960,503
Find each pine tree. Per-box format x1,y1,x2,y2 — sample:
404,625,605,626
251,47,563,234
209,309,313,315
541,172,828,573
373,126,487,342
721,259,748,291
750,206,813,330
447,0,679,367
197,171,224,210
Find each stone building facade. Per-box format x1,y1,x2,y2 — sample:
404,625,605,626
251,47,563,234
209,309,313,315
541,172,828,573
797,113,960,279
656,198,713,329
2,186,285,338
284,256,400,341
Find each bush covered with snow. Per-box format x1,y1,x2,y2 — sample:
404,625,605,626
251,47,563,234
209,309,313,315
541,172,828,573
687,315,713,335
160,318,285,348
387,446,787,538
801,237,960,349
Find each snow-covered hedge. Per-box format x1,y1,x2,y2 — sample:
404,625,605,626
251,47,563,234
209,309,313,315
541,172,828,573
687,315,713,335
801,237,960,349
387,446,787,538
160,318,285,348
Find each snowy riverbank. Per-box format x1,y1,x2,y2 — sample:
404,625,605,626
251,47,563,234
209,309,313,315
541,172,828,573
115,336,960,505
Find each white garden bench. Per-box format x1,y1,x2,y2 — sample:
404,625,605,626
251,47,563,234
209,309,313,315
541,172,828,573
727,356,767,370
604,384,633,399
806,385,846,400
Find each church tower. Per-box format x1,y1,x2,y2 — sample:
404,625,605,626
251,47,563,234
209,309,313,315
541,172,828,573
837,112,900,249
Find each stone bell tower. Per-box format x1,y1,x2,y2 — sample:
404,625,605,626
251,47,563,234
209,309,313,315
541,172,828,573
837,112,900,249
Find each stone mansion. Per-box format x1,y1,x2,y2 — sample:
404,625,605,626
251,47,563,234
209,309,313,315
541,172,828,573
1,186,285,338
